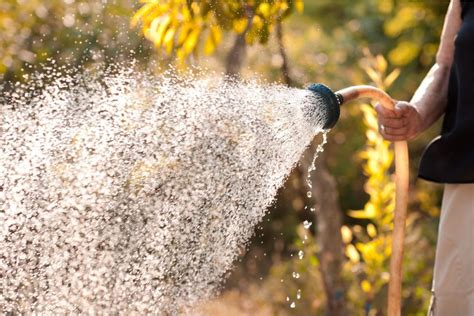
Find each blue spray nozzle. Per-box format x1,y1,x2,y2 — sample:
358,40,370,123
307,83,343,129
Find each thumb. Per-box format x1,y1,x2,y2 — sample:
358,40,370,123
394,102,411,116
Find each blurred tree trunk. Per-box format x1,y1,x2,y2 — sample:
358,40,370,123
275,19,293,86
225,8,254,77
225,32,247,77
301,141,346,316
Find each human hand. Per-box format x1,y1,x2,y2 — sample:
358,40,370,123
375,101,424,141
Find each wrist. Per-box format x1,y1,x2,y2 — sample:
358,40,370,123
413,104,432,134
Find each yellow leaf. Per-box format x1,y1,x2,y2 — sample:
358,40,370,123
182,4,192,21
295,0,304,13
146,17,161,39
366,130,378,143
349,210,371,219
380,148,394,169
131,3,155,27
142,6,168,25
366,67,383,87
177,23,192,46
341,225,353,244
346,244,360,263
365,203,376,218
376,55,387,75
204,32,215,55
361,108,378,129
210,25,222,44
163,27,176,54
384,6,417,38
384,68,400,87
252,15,263,29
367,223,377,238
190,2,201,15
233,18,248,34
176,47,187,64
378,0,393,14
183,28,200,54
361,280,372,293
148,15,171,47
389,41,420,66
258,3,271,18
360,103,374,116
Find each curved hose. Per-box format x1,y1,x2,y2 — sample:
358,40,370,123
336,86,409,316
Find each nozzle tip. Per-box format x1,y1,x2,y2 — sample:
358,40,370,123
307,83,341,129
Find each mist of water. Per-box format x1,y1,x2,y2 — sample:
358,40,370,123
0,64,328,314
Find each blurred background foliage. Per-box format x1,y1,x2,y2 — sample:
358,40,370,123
131,0,303,70
1,0,447,314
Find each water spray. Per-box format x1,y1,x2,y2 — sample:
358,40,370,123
0,65,408,314
0,69,331,314
308,83,409,316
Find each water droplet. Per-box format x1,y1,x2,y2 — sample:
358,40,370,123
303,220,312,229
297,289,302,300
290,302,296,308
292,272,300,279
298,250,304,260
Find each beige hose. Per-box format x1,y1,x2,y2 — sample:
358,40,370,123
336,85,409,316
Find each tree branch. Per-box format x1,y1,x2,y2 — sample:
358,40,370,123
275,19,293,86
225,7,254,78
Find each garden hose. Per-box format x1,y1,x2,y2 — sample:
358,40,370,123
309,84,409,316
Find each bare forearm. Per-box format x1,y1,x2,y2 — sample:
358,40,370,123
376,0,460,141
410,63,451,132
410,0,461,133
